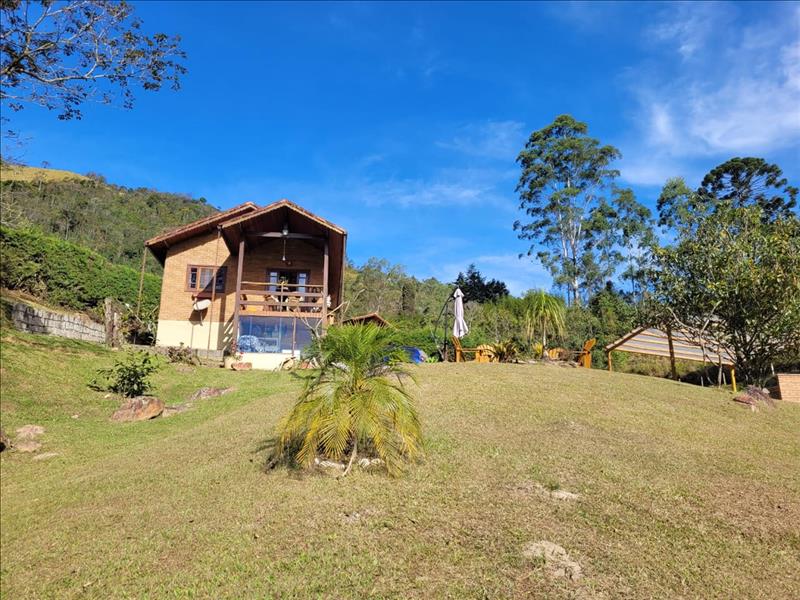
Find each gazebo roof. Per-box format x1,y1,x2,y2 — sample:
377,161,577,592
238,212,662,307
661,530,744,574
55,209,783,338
343,312,390,328
605,326,735,366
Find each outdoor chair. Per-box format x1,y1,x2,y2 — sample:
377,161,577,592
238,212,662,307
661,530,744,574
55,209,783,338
286,296,301,313
240,294,260,313
452,336,482,363
575,338,596,368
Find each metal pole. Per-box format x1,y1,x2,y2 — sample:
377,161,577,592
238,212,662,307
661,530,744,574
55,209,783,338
206,228,222,354
136,245,147,318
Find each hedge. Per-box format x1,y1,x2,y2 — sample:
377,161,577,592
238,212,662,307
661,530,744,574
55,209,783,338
0,225,161,318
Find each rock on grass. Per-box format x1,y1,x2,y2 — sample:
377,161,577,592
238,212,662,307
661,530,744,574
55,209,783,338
110,397,164,422
188,387,233,402
15,424,45,439
523,540,583,581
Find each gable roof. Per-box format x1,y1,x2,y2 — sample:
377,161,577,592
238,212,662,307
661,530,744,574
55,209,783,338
144,202,258,265
343,312,390,328
218,199,346,245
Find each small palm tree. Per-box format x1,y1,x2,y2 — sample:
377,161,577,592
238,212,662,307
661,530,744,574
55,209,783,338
273,323,423,476
524,290,566,350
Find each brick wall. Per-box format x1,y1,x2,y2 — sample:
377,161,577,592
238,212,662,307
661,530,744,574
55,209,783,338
158,231,233,322
158,234,329,323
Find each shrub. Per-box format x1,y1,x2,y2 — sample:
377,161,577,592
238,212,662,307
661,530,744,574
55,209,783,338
165,344,198,365
272,323,423,476
490,340,519,363
94,351,161,397
0,225,161,317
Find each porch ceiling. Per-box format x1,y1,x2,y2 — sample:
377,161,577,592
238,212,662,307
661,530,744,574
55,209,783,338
219,199,347,302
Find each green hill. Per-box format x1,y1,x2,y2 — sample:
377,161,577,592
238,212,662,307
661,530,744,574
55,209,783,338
1,328,798,598
0,165,218,273
0,163,89,183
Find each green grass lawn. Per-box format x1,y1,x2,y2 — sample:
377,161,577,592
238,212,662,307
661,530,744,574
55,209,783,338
2,329,799,599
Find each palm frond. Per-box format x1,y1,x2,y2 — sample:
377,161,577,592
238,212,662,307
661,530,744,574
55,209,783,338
271,323,424,475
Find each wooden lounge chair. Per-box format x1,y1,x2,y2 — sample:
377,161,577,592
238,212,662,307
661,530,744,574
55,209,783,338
452,336,482,363
576,338,596,368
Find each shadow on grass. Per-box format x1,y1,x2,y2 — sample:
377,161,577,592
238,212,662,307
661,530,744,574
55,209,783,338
2,329,109,355
254,435,307,477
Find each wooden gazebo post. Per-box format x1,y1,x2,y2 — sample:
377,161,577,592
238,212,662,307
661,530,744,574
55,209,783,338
666,325,678,380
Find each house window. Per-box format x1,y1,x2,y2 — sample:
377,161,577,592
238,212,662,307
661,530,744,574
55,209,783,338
187,265,226,295
238,316,321,354
267,269,310,294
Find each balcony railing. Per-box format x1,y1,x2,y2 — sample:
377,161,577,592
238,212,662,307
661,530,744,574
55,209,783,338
238,281,327,315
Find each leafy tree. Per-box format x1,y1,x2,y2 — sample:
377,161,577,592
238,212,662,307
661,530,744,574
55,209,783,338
454,263,508,303
657,159,798,231
656,177,695,229
562,283,638,368
515,115,653,305
272,324,423,476
653,203,800,385
467,297,519,345
1,0,186,121
345,257,407,316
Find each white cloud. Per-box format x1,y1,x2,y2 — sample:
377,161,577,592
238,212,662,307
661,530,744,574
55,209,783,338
437,120,527,160
431,253,551,297
647,2,722,60
620,3,800,186
200,165,516,212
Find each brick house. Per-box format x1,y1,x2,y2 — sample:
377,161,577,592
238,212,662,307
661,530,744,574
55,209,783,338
145,200,347,369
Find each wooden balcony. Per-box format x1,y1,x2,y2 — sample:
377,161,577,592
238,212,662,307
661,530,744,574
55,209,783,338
238,281,327,316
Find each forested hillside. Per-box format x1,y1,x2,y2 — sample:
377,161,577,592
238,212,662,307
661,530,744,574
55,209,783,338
0,165,218,273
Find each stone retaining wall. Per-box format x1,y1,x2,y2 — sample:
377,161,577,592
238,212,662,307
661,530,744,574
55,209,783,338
10,301,105,343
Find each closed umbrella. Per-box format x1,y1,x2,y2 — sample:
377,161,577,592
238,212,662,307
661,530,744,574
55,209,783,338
452,288,469,338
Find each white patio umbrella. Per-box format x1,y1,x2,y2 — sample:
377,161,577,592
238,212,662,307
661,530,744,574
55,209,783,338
452,288,469,338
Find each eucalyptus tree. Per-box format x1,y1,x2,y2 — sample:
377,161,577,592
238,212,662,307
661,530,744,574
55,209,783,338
515,115,649,305
615,188,656,302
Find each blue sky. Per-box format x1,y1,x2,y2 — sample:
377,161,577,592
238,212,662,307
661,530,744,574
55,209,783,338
6,1,799,295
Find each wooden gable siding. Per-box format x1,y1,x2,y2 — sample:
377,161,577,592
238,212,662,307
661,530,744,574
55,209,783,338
159,235,327,323
240,238,324,293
